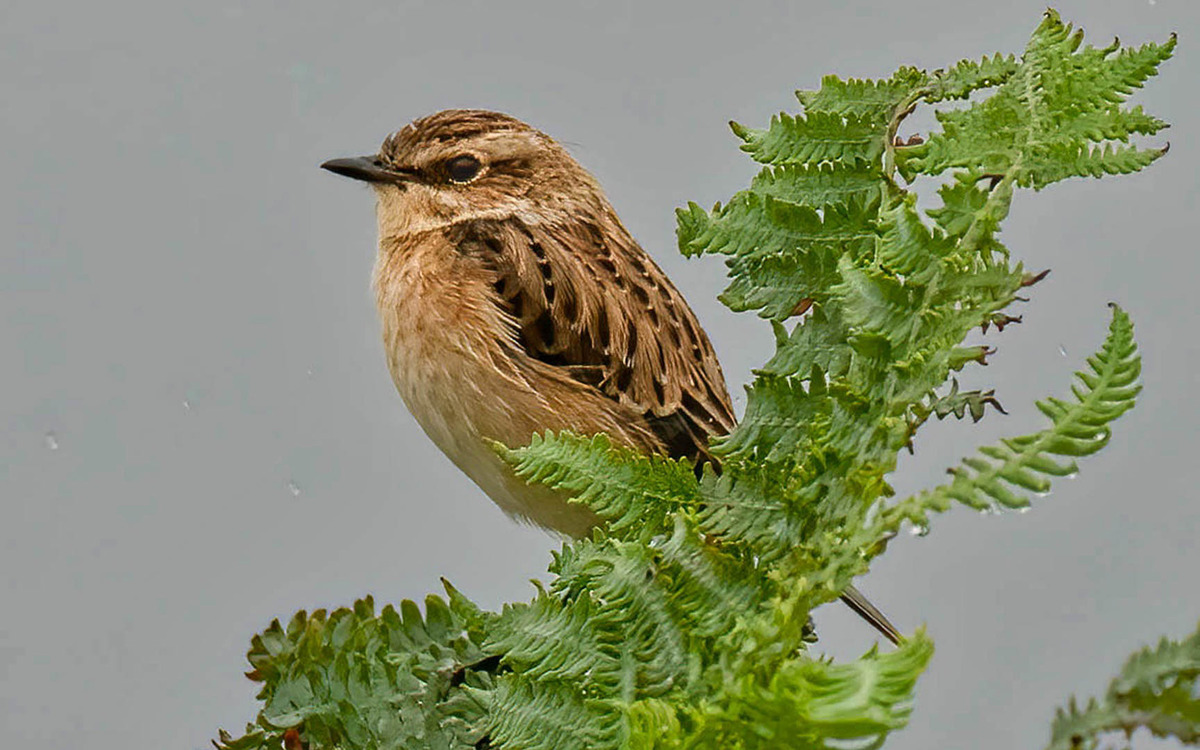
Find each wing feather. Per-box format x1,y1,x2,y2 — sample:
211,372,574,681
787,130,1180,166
449,213,736,465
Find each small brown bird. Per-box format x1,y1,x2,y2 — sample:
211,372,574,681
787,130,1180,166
322,110,899,643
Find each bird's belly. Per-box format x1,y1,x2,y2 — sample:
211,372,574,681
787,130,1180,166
384,329,599,538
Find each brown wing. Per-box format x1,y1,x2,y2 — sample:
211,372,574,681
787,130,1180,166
448,212,736,465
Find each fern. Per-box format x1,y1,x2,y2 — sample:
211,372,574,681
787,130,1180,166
217,10,1182,749
1047,622,1200,749
498,432,701,541
216,592,491,750
897,13,1175,188
875,305,1140,537
629,633,935,749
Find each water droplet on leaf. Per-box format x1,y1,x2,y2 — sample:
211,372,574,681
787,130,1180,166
909,524,929,537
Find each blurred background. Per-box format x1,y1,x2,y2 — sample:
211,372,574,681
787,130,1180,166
2,1,1197,747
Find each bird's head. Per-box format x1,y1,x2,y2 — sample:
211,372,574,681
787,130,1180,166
322,109,604,243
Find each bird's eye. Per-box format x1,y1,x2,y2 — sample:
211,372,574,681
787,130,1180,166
446,154,482,183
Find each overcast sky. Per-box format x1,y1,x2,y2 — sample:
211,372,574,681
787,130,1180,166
2,1,1197,748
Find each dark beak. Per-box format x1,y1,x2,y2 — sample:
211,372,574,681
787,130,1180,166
320,156,411,186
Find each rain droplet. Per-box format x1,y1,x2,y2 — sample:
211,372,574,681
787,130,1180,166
306,369,314,377
287,480,301,497
182,399,192,411
44,432,59,451
909,524,929,537
1058,345,1068,357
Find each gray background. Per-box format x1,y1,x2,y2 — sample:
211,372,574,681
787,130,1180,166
2,1,1196,748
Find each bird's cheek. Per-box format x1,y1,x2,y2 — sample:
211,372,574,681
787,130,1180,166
433,188,477,214
373,185,456,239
374,189,421,234
374,184,421,215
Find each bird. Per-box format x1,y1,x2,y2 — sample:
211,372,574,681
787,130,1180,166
321,109,899,644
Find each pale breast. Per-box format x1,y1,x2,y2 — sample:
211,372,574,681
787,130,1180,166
372,237,621,536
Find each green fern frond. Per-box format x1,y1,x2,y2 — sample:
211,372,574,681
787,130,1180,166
654,517,767,639
922,378,1005,423
624,699,685,749
749,162,881,208
878,304,1140,534
927,53,1019,102
219,594,490,750
665,632,934,748
488,594,610,686
719,242,843,320
875,193,955,276
546,539,690,695
482,528,771,748
796,632,933,738
926,174,993,238
1047,622,1200,750
732,112,888,168
1112,626,1200,700
694,461,806,560
836,261,926,350
684,190,878,319
796,66,930,120
1023,140,1169,189
674,201,715,259
215,726,272,750
713,373,826,463
762,305,853,378
488,675,622,750
898,10,1175,189
498,432,701,540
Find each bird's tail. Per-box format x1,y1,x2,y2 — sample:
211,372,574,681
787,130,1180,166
839,584,902,645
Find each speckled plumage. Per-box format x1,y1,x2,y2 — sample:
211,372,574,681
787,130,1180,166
359,110,735,535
